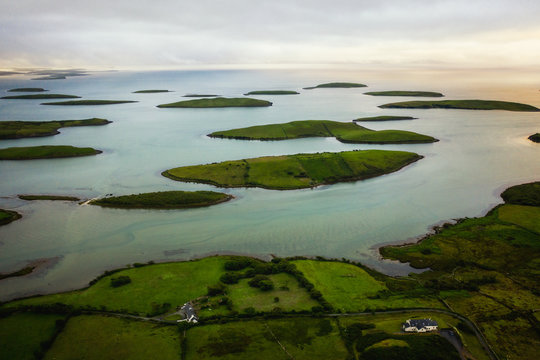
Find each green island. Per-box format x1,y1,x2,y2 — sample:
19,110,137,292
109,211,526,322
182,94,219,97
303,82,367,89
0,145,102,160
133,90,171,93
0,118,111,139
528,133,540,143
364,91,444,97
2,180,538,359
379,99,540,112
7,88,47,92
157,97,272,108
0,208,21,226
41,100,137,106
353,115,416,122
1,94,80,100
243,90,299,95
162,150,422,190
208,120,437,144
89,191,232,209
18,195,80,201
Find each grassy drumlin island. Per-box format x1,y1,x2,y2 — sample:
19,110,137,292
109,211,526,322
208,120,437,144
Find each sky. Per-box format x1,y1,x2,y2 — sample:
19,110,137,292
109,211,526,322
1,0,540,70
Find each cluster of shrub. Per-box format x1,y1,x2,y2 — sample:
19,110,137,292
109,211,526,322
423,275,497,292
206,257,333,313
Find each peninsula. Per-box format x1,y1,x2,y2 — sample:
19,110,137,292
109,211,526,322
41,100,137,106
89,191,232,209
183,94,219,97
0,145,102,160
243,90,299,95
162,150,422,190
157,97,272,108
379,99,539,112
208,120,437,144
303,82,367,89
0,118,111,139
364,91,444,97
1,94,80,100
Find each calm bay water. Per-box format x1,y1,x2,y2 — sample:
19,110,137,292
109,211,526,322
0,68,539,301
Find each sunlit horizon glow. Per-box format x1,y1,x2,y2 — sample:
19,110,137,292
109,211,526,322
1,0,540,71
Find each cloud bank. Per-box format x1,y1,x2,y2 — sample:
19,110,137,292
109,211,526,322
1,0,540,70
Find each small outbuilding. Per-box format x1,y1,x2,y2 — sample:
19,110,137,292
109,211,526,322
177,302,199,324
402,318,438,332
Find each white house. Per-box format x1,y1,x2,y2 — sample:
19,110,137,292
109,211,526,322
402,318,438,332
177,302,199,324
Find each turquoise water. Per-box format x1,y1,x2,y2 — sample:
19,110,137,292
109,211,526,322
0,69,539,300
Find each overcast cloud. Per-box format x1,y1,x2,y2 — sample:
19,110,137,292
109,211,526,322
1,0,540,70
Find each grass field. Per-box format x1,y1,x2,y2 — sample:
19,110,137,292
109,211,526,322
243,90,299,95
163,150,422,190
18,195,80,201
353,115,416,122
379,99,539,111
1,94,79,100
0,145,102,160
0,312,65,360
0,118,111,139
303,82,366,89
89,190,232,209
0,208,21,226
44,315,180,360
8,87,46,92
133,89,170,93
8,257,230,315
379,182,540,359
364,91,443,97
42,100,137,105
209,120,437,144
185,318,348,359
292,260,440,312
227,273,319,312
529,133,540,142
158,97,272,108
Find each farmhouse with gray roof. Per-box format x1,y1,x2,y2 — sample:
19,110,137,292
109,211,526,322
403,318,438,332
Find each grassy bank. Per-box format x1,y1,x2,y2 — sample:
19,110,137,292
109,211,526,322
18,195,80,201
0,208,22,226
303,82,366,89
163,150,422,190
529,133,540,143
41,100,136,106
364,91,444,97
7,88,47,92
379,99,539,111
133,89,170,93
208,120,437,144
157,97,272,108
243,90,299,95
0,118,111,139
0,145,102,160
1,94,80,100
379,181,540,359
89,191,232,209
353,116,416,122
